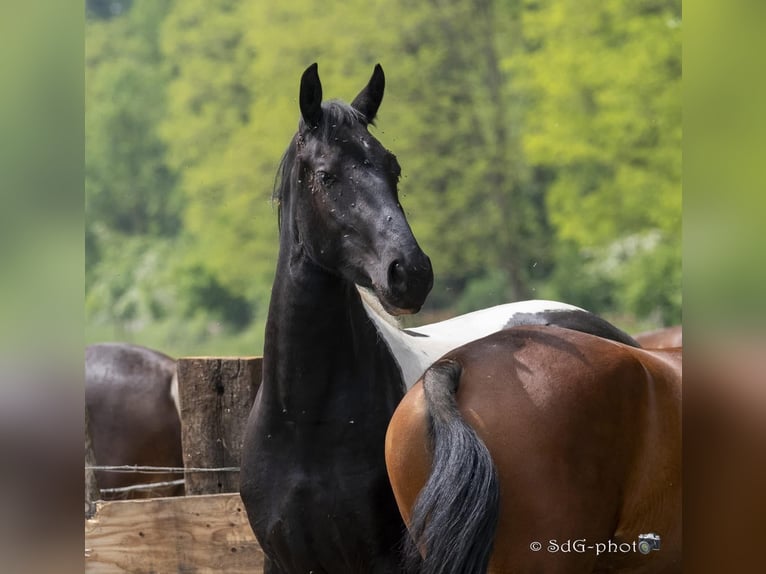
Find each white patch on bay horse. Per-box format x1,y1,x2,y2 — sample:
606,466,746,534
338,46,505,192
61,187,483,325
358,286,584,389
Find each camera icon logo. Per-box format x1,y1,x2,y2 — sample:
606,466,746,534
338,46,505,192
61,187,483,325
637,533,661,555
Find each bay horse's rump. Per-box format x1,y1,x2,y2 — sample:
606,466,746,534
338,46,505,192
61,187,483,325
386,326,681,573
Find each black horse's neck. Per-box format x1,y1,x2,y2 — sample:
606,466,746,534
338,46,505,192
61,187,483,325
244,235,409,572
260,231,405,424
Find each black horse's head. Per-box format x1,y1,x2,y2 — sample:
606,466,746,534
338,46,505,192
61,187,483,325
278,63,433,315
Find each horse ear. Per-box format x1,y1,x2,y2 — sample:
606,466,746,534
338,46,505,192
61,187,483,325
351,64,385,124
300,63,323,128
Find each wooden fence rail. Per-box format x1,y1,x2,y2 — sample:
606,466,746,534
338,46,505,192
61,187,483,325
85,493,264,573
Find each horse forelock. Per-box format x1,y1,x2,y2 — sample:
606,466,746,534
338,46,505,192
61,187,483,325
300,100,366,140
273,101,366,227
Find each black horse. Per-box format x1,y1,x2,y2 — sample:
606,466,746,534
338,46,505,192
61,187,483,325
240,63,433,573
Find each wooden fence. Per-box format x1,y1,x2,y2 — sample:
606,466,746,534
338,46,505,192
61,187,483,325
85,357,265,573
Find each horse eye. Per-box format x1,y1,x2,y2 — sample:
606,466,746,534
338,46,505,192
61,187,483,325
316,170,335,187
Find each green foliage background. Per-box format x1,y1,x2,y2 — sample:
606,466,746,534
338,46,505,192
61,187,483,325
85,0,681,356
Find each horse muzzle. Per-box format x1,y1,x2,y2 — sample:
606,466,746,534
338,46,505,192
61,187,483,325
376,251,433,315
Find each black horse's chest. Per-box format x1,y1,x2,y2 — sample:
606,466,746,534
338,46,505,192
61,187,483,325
240,312,406,569
243,422,403,574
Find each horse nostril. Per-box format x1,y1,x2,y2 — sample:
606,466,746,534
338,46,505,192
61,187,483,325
388,260,407,294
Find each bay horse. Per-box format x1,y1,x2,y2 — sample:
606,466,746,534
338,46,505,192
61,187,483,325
85,343,183,499
634,325,682,349
385,325,682,573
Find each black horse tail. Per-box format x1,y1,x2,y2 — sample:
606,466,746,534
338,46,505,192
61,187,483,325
404,360,500,574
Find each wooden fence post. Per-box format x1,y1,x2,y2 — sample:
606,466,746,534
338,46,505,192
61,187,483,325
177,357,262,495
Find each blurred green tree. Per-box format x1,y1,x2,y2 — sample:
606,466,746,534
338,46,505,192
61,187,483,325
85,0,682,354
86,0,185,342
86,0,179,239
515,0,681,322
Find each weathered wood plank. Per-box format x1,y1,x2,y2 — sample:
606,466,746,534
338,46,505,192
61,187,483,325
84,493,264,573
177,357,262,495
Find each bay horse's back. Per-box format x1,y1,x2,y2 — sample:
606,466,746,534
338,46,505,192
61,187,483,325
386,326,681,573
86,343,183,499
